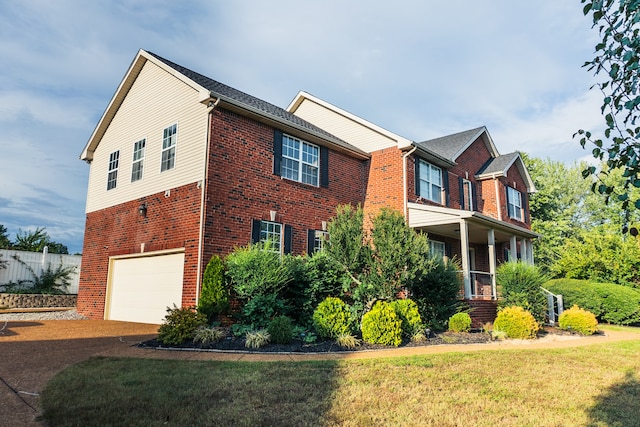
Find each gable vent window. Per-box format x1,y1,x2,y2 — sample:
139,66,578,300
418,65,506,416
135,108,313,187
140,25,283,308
131,138,146,182
507,186,523,221
107,150,120,190
161,124,177,172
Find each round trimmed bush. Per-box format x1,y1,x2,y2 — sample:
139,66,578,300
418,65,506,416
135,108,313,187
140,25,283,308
559,305,598,335
390,299,423,338
493,306,539,339
157,305,208,345
267,315,293,344
448,312,472,333
361,301,403,347
313,297,352,339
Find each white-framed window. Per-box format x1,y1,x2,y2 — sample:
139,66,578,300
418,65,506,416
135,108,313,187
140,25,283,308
131,138,146,182
418,159,443,204
312,230,329,253
463,179,473,211
107,150,120,190
260,221,282,253
429,240,446,260
507,186,523,221
161,124,177,172
281,134,319,186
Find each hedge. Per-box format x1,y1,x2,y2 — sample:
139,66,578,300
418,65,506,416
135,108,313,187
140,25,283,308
545,279,640,325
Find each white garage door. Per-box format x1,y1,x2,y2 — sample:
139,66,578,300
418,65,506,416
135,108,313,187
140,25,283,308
107,252,185,324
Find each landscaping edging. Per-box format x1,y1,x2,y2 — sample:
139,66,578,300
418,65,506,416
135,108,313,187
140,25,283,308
0,293,77,309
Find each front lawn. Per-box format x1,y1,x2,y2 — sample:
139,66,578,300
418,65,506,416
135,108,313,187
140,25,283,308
41,330,640,426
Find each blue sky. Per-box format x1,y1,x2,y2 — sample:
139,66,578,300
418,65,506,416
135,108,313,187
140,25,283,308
0,1,603,254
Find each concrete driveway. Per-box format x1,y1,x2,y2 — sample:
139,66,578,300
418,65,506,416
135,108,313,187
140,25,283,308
0,320,158,427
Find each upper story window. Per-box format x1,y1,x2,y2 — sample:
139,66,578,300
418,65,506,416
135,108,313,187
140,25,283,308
131,138,146,182
507,186,523,221
417,159,443,204
462,179,474,211
281,134,319,186
161,124,177,172
107,150,120,190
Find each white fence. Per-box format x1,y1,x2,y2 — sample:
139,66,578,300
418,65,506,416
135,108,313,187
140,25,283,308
0,248,82,294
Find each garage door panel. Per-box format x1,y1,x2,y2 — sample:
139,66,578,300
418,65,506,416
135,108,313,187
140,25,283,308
107,252,184,324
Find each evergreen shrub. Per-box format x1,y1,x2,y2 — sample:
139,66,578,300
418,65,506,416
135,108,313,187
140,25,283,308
361,301,403,347
197,255,229,322
558,305,599,335
267,315,293,344
313,297,352,339
493,306,539,339
157,305,207,345
448,312,472,333
390,299,424,338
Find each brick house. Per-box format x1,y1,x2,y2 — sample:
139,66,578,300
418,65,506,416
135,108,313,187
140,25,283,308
78,50,537,324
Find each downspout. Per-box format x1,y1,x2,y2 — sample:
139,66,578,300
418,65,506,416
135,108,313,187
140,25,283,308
402,145,418,221
195,97,220,304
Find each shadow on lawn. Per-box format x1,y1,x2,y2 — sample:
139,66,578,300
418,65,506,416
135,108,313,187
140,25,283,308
586,370,640,427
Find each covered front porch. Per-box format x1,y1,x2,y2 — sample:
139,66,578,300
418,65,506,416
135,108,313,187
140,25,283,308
408,203,539,300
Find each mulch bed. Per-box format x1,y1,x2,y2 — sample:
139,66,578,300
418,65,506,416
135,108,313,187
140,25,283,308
140,330,504,354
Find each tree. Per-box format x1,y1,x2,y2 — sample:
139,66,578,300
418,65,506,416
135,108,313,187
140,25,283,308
0,224,10,249
576,0,640,222
12,227,69,254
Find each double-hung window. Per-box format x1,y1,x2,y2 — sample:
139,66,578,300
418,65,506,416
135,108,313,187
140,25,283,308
309,230,329,253
429,240,446,260
259,220,282,253
418,159,443,204
281,134,319,186
161,124,177,172
107,150,120,190
507,186,523,221
131,139,145,182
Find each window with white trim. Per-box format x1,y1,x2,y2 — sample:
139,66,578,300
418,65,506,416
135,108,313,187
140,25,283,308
507,186,523,221
131,139,145,182
161,124,177,172
418,159,443,204
463,179,474,211
312,230,329,253
281,134,319,186
260,221,282,253
107,150,120,190
429,240,446,260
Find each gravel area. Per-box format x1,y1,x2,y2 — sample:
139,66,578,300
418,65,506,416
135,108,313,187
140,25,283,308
0,309,87,321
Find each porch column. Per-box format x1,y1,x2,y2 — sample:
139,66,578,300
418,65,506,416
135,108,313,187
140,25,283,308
521,239,529,264
459,219,472,298
510,235,517,261
488,229,497,300
526,239,535,264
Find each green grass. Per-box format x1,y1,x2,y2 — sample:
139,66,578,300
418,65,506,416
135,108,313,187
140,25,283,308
41,336,640,426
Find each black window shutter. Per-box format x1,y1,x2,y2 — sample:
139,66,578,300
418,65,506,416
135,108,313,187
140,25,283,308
284,224,293,254
505,186,511,216
458,177,465,210
320,146,329,188
307,229,315,254
471,182,478,211
414,158,421,196
523,192,529,223
443,170,450,206
251,219,261,244
273,129,283,176
445,242,452,259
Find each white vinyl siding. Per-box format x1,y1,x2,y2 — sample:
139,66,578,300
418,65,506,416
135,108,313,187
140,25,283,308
131,139,145,182
85,61,208,213
292,98,399,152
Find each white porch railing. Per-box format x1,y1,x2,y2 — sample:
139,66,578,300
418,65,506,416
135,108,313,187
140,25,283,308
457,270,496,300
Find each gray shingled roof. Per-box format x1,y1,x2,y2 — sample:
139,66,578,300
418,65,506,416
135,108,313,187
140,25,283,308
415,127,485,162
477,152,519,176
147,52,356,149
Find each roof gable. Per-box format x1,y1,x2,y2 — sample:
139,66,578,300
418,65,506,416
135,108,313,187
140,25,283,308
81,50,368,161
476,152,536,193
415,126,499,163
